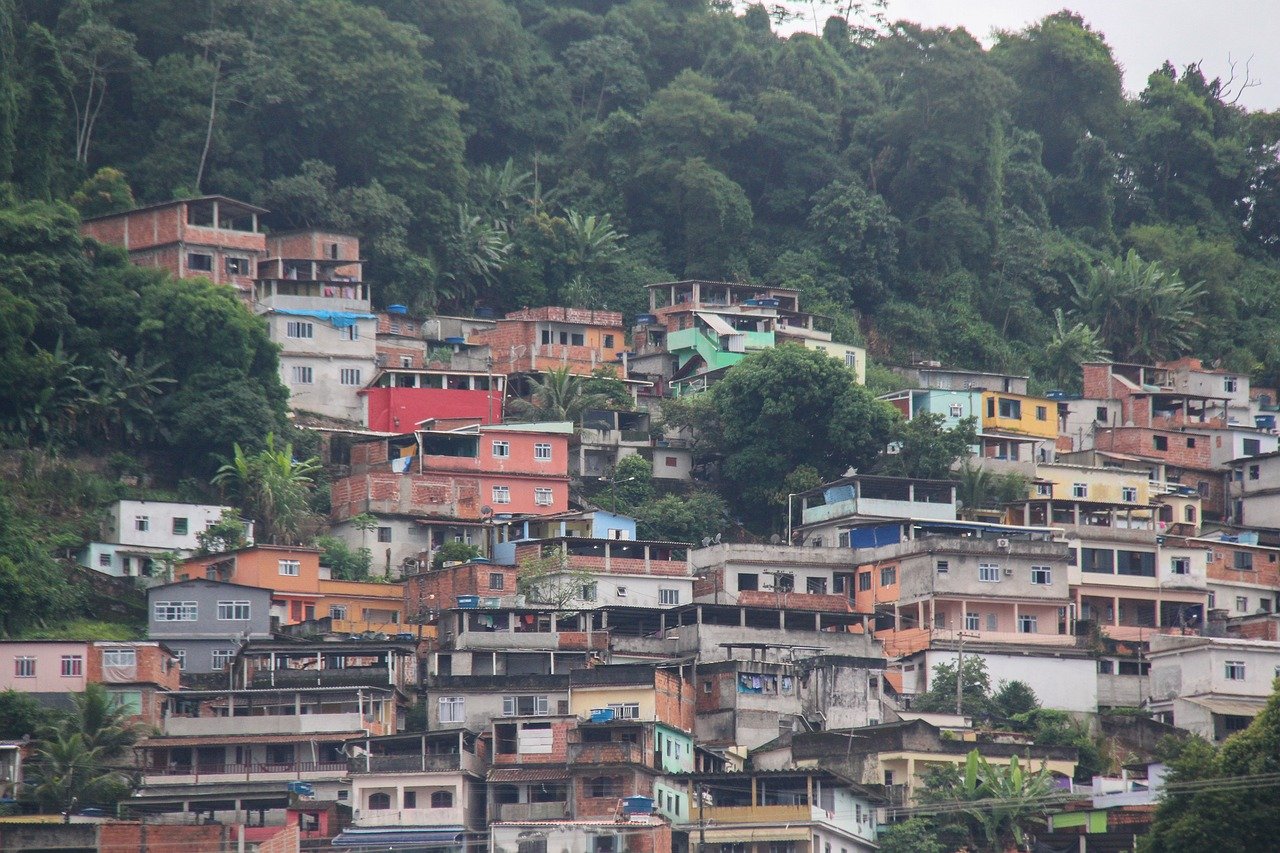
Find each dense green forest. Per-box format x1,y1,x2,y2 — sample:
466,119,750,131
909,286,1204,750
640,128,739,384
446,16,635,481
5,0,1280,390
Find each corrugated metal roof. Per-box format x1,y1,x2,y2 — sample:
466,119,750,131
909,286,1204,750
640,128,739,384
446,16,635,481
488,767,572,782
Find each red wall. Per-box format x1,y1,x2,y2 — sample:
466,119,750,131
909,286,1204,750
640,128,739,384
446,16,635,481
364,387,501,431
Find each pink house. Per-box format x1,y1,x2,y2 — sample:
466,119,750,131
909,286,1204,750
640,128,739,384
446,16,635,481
0,641,88,694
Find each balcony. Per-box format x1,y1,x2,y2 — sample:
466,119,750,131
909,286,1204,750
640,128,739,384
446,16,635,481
697,805,812,824
141,760,346,786
566,741,648,767
497,802,570,821
352,807,464,828
249,667,390,689
348,751,484,775
163,712,365,737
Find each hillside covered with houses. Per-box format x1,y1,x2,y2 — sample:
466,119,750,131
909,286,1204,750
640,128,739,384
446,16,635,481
3,1,1280,851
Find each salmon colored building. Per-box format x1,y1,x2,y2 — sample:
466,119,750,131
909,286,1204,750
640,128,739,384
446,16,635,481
469,307,627,375
177,545,407,631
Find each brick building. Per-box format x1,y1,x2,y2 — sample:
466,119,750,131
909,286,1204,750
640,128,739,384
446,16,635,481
81,195,267,295
469,307,626,376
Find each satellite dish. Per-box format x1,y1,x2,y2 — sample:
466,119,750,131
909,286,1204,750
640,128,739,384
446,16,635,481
713,533,722,544
769,534,781,545
480,505,494,517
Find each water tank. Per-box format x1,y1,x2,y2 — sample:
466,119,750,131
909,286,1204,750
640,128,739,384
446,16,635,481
590,708,616,724
622,796,654,814
387,304,409,314
475,307,496,319
635,313,658,325
457,595,479,609
444,336,466,344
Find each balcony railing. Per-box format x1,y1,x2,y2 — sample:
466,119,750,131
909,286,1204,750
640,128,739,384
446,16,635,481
566,741,647,767
142,760,347,783
497,802,569,821
348,752,480,774
163,712,365,737
249,667,390,688
696,805,811,824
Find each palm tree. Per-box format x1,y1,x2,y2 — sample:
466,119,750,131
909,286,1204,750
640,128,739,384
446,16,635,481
924,750,1059,853
85,351,174,443
1071,250,1204,362
508,366,608,424
28,684,141,817
213,433,320,544
955,460,995,521
438,204,512,309
1040,308,1109,391
562,210,624,270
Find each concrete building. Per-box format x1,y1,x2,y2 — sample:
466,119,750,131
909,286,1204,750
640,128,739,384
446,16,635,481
362,368,505,432
1147,634,1280,740
469,306,627,376
78,499,247,580
794,474,959,547
888,364,1029,395
1227,450,1280,528
146,578,273,674
497,537,694,611
895,643,1099,713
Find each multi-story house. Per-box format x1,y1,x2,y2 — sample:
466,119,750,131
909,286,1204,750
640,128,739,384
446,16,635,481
976,389,1062,463
490,817,672,853
1163,356,1255,425
690,543,862,610
361,368,506,432
146,578,273,675
372,310,497,374
0,640,180,728
78,499,248,580
894,641,1099,713
1081,361,1232,430
1147,634,1280,740
131,639,416,821
252,235,376,422
1091,425,1227,517
888,363,1029,395
1226,450,1280,528
673,767,884,853
1194,533,1280,619
792,474,959,548
330,424,573,572
176,544,407,631
80,195,268,296
332,728,488,852
496,537,695,611
469,306,627,376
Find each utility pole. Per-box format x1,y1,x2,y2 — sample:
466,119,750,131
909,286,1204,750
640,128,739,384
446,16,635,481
955,632,979,716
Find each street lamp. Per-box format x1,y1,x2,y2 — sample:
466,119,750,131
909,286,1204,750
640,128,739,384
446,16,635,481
599,474,636,512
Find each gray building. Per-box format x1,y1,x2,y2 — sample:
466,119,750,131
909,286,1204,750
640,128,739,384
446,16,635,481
146,579,273,674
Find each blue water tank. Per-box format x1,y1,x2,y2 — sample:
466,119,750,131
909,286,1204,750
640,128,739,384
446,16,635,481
622,796,654,814
635,313,658,325
457,595,479,609
590,708,616,724
475,307,496,319
387,304,409,314
445,336,466,344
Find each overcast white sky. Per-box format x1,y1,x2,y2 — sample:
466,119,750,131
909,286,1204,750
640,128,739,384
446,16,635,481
781,0,1280,111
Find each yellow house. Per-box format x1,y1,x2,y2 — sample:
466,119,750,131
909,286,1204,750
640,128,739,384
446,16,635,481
801,340,867,384
981,391,1059,439
1031,464,1151,506
318,578,407,634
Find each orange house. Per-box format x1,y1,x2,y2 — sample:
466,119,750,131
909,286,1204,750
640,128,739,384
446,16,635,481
470,306,626,375
317,578,407,633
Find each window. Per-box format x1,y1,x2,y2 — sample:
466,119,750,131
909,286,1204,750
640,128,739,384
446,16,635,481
339,368,362,385
609,702,641,719
588,776,622,799
278,559,300,576
225,256,250,276
217,600,251,621
187,252,213,272
340,324,360,341
604,334,615,348
805,577,828,595
1117,550,1156,577
1035,482,1052,497
503,696,549,716
534,443,552,461
492,485,511,504
615,586,628,598
439,697,465,723
1225,660,1246,680
571,333,585,346
291,366,313,384
1121,486,1138,502
98,552,112,567
286,321,314,339
1249,464,1261,480
998,398,1022,419
492,441,510,458
1225,376,1239,393
368,793,392,810
581,582,598,602
1018,615,1038,633
965,613,980,631
1082,548,1114,574
376,526,392,543
1244,438,1261,456
484,572,504,591
211,649,235,671
738,573,759,591
534,488,554,506
172,517,189,536
174,650,185,670
979,563,1001,582
135,515,150,532
1171,557,1190,575
431,790,454,808
154,600,198,621
949,403,964,418
1072,483,1088,498
660,588,681,606
1208,591,1216,609
400,356,413,368
1153,435,1168,451
56,653,84,677
1036,405,1048,421
986,613,999,631
1031,566,1052,585
858,572,871,591
1236,596,1249,613
14,656,35,678
664,456,678,467
880,566,896,586
1096,406,1108,422
1234,551,1254,570
936,560,949,574
330,604,347,620
845,351,858,369
1186,437,1197,448
1186,506,1197,523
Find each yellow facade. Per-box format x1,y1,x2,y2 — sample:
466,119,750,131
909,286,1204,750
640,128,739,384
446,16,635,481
1032,464,1151,505
880,751,1077,804
981,392,1059,439
318,578,407,634
801,340,867,385
569,685,657,721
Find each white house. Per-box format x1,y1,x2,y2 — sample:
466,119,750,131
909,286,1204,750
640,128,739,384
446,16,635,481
79,499,251,579
1147,634,1280,741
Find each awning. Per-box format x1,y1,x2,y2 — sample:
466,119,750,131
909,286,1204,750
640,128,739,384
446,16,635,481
699,828,811,843
1180,696,1268,717
696,312,738,337
333,828,465,849
271,308,375,328
137,731,365,748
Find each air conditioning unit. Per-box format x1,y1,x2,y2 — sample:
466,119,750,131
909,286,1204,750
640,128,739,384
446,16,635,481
996,538,1011,548
1003,568,1013,576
